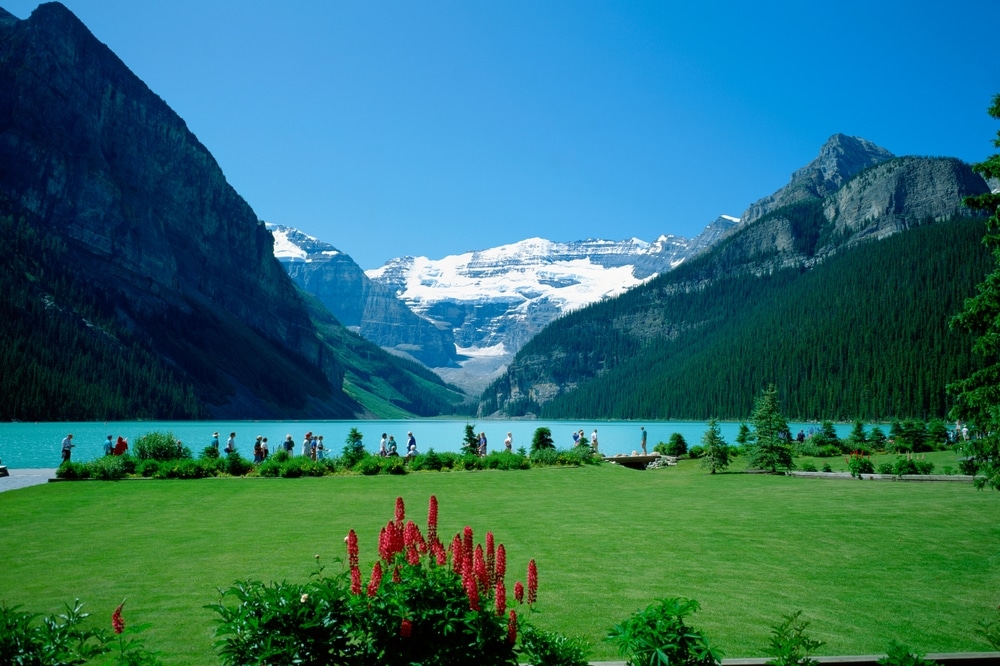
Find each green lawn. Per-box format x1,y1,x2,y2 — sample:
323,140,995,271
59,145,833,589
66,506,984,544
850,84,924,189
1,456,998,664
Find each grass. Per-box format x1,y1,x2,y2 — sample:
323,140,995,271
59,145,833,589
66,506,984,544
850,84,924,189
1,453,998,664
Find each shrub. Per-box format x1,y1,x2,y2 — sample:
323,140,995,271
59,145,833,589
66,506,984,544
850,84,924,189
799,462,818,472
56,461,89,480
666,433,688,457
355,456,385,476
606,597,721,666
137,459,160,478
531,427,555,452
200,445,220,460
688,445,705,459
821,463,833,473
342,427,367,468
519,622,591,666
846,452,875,477
877,462,895,475
764,610,824,666
877,640,939,666
210,495,550,665
893,457,934,476
410,449,444,471
222,451,253,477
87,456,128,480
134,432,190,462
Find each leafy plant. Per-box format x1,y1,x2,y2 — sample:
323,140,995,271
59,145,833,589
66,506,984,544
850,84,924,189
605,597,722,666
342,427,367,467
763,610,824,666
519,622,591,666
846,452,875,477
877,640,939,666
531,427,555,452
700,420,730,474
134,432,191,462
666,433,689,457
210,496,549,665
978,615,1000,650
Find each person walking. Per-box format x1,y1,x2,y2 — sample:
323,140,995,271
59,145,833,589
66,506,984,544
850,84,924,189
590,429,599,453
504,432,513,453
640,426,647,455
60,434,74,463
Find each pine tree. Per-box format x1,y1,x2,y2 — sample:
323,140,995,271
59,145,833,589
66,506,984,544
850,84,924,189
948,93,1000,490
746,384,793,473
700,419,730,474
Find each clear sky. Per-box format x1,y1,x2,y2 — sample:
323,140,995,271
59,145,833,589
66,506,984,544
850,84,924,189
5,1,1000,269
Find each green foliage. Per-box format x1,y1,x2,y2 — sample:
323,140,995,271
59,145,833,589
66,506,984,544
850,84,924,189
0,599,161,666
222,451,254,477
209,496,547,665
605,597,722,666
948,93,1000,491
877,640,939,666
529,448,600,467
892,456,935,476
667,433,688,457
0,213,205,421
700,420,730,474
978,615,1000,650
763,611,824,666
495,211,989,422
134,432,190,462
688,445,705,459
531,427,555,452
463,423,480,455
746,385,794,473
342,428,367,468
846,452,875,477
519,623,591,666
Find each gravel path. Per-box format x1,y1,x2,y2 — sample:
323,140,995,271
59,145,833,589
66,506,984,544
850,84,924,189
0,468,57,493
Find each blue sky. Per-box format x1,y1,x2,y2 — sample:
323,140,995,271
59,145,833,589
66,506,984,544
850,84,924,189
5,1,999,269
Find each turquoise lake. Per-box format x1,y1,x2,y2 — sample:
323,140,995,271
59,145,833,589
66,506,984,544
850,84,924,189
0,419,881,469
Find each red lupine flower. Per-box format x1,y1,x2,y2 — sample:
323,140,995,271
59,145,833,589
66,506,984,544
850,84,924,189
495,579,506,616
400,618,413,638
462,526,474,566
367,561,383,597
112,600,126,634
474,545,488,591
507,609,517,645
427,495,439,543
527,559,538,605
465,571,481,610
514,581,524,604
450,533,463,573
346,529,359,569
395,496,406,525
350,563,362,595
406,544,420,565
434,543,447,565
495,544,506,581
486,531,496,588
378,526,391,562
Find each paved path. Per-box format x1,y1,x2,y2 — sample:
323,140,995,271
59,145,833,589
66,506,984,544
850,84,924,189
0,468,57,493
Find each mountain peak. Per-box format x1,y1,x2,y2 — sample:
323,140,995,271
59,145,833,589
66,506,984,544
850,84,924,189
741,135,894,225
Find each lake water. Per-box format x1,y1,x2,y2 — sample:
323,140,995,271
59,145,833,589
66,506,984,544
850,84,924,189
0,419,879,469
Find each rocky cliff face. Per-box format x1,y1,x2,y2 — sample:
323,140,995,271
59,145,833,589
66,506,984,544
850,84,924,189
0,3,350,416
269,224,459,368
740,134,895,225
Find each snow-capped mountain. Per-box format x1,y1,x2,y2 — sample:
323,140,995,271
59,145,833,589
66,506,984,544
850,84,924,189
364,218,739,392
268,217,738,394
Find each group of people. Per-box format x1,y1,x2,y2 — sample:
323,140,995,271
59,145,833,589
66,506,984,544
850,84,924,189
377,432,418,458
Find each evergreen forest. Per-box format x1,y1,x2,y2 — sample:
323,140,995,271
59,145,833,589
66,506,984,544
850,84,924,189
482,215,991,421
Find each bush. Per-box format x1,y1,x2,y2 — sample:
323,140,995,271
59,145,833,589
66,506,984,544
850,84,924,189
210,496,550,665
531,427,555,453
519,622,591,666
666,433,689,457
134,431,190,462
606,597,721,666
877,640,939,666
56,461,89,480
799,462,818,472
688,445,705,459
893,457,935,476
86,456,128,480
222,451,254,477
764,610,824,666
846,452,875,477
200,445,220,459
137,459,160,478
877,462,895,475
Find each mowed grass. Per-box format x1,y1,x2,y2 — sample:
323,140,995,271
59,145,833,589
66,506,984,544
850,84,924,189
1,458,998,664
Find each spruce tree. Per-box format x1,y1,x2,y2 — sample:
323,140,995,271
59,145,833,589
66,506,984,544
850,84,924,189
746,384,793,473
948,93,1000,490
700,419,730,474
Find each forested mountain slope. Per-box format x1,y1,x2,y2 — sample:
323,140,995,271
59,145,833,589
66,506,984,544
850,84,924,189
481,154,991,421
0,3,463,420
